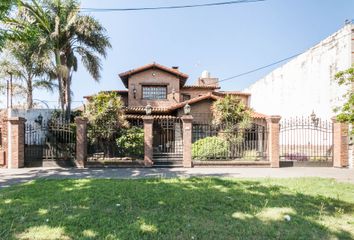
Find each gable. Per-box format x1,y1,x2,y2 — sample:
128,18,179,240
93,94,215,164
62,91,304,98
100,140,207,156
119,62,189,88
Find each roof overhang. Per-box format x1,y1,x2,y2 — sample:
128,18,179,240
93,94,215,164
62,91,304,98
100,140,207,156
119,62,189,88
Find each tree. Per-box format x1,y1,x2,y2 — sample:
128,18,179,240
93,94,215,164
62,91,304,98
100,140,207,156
0,0,17,49
84,92,128,156
334,67,354,132
18,0,111,118
212,95,252,143
0,39,55,109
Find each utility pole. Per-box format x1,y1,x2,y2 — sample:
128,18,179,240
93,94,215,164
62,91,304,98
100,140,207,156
9,72,12,109
6,72,13,109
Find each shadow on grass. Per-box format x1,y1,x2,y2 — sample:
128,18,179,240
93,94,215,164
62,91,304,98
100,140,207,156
0,178,353,239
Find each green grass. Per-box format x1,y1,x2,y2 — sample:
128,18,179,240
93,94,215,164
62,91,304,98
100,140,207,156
0,178,353,240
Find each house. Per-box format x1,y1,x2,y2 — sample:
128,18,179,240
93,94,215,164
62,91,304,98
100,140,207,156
84,62,269,165
85,62,267,124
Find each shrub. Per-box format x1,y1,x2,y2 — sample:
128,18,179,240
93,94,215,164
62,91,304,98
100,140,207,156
242,150,260,161
116,127,144,158
192,136,229,160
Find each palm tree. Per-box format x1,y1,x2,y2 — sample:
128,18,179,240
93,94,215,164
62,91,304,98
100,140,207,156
0,38,55,109
19,0,111,118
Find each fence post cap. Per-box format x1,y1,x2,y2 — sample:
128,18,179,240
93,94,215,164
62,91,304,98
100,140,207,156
7,117,26,123
181,115,193,122
142,115,154,123
331,116,338,122
75,117,88,124
266,115,281,123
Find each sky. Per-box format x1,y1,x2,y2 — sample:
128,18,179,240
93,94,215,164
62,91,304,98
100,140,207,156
2,0,354,109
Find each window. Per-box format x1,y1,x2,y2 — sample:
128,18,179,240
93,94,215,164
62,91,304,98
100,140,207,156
142,85,167,99
182,94,191,101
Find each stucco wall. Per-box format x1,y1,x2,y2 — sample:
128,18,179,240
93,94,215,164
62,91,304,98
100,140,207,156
9,109,54,123
244,24,353,119
177,99,214,123
128,69,181,108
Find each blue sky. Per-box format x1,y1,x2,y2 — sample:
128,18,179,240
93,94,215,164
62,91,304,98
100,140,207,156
4,0,354,108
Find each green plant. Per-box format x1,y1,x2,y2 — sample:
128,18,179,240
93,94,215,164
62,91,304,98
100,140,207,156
242,150,259,161
334,67,354,134
212,95,252,143
192,136,229,160
84,92,128,155
10,0,111,118
116,127,144,158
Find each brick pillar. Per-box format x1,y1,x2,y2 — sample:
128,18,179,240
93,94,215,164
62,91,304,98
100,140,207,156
332,117,349,168
181,115,193,168
266,115,281,168
0,118,8,166
75,117,88,168
143,116,154,167
7,117,26,169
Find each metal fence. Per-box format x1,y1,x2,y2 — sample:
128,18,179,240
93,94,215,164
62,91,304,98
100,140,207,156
192,121,268,161
87,120,144,161
153,117,183,158
24,119,76,163
280,117,333,164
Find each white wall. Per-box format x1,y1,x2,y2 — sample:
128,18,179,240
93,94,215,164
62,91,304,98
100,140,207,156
244,24,353,119
9,109,54,123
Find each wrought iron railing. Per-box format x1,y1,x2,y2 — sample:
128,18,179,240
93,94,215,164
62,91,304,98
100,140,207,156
279,117,333,162
192,121,268,161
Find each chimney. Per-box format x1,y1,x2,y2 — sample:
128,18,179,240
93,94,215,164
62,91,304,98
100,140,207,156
172,66,179,70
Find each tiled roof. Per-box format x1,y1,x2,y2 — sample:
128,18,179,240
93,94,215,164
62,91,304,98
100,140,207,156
214,91,251,96
169,92,220,111
182,85,220,90
119,62,189,88
126,114,178,120
251,111,268,119
124,107,170,114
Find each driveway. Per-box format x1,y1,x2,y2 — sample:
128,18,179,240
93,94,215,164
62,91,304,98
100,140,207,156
0,167,353,188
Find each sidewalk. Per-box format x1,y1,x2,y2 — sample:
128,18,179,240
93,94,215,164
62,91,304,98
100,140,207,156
1,167,353,188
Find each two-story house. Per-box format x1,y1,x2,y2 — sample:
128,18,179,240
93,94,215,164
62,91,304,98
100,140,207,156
87,62,266,123
85,63,268,165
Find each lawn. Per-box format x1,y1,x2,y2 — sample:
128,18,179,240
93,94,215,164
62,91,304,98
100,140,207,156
0,178,353,240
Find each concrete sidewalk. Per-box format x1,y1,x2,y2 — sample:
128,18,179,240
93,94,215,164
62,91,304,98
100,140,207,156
1,167,353,188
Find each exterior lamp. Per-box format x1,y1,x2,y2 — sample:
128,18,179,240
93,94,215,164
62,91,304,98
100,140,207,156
184,103,191,115
145,104,152,115
35,114,43,125
172,88,176,99
310,110,319,127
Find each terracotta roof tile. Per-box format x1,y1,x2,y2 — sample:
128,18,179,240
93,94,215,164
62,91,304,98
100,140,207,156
182,85,220,90
251,111,268,119
119,62,189,88
214,91,251,96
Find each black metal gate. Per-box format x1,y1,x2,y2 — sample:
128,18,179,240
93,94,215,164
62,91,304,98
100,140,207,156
280,117,333,167
153,117,183,162
24,119,76,167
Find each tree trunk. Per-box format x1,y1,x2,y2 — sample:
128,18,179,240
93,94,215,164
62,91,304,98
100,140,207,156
26,76,33,109
64,73,71,121
55,50,65,112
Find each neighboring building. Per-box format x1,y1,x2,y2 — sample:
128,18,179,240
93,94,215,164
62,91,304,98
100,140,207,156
244,23,354,119
85,62,267,123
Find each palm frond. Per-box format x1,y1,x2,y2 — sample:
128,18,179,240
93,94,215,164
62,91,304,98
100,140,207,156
76,47,102,81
